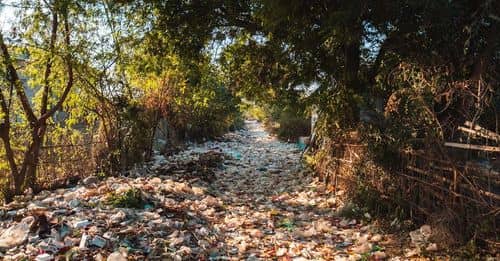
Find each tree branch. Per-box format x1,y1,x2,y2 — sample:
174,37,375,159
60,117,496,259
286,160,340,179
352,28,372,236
41,9,59,115
0,32,37,124
38,6,73,123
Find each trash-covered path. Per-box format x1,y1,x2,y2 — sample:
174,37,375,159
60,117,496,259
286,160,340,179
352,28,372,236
208,121,352,259
0,121,398,260
177,120,392,260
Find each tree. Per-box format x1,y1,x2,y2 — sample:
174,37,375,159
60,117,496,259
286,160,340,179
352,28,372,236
0,0,74,200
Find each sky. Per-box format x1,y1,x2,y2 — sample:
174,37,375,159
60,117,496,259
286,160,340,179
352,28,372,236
0,1,17,32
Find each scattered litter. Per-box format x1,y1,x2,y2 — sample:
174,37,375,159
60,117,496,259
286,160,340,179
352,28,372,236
0,121,396,260
35,253,53,261
79,233,89,249
107,251,127,261
426,243,438,251
0,216,34,250
90,235,107,248
82,176,99,186
372,251,387,260
73,220,91,229
68,199,80,208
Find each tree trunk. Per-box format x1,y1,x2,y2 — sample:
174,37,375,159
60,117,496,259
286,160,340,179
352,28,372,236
344,42,361,93
0,125,17,202
25,126,46,192
16,124,46,194
344,29,363,124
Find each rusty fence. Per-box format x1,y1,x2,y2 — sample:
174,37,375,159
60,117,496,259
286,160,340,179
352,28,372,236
0,132,104,193
36,139,104,190
312,134,499,248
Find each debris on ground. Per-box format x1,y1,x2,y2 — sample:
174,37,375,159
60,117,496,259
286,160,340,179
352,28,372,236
0,121,427,260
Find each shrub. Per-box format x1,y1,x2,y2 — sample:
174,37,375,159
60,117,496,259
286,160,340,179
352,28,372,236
275,107,311,140
106,188,146,209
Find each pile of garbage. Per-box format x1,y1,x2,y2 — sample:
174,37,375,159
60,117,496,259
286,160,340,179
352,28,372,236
158,151,226,183
405,225,439,257
0,120,406,260
0,158,227,260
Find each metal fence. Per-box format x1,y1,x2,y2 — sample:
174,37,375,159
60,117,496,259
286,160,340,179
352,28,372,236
36,139,103,190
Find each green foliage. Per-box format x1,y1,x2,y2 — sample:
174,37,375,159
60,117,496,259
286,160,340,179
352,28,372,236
0,0,99,199
240,102,268,122
106,188,146,209
179,77,243,139
274,105,310,140
363,63,449,167
240,99,310,141
128,48,243,141
278,218,295,231
247,106,268,122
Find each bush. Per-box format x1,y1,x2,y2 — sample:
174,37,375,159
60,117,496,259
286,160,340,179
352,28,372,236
241,102,268,122
138,62,243,142
164,83,243,141
106,188,147,209
253,102,310,141
275,107,311,140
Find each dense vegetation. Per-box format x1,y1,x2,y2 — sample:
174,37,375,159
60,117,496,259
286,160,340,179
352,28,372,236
0,0,244,201
0,0,498,253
